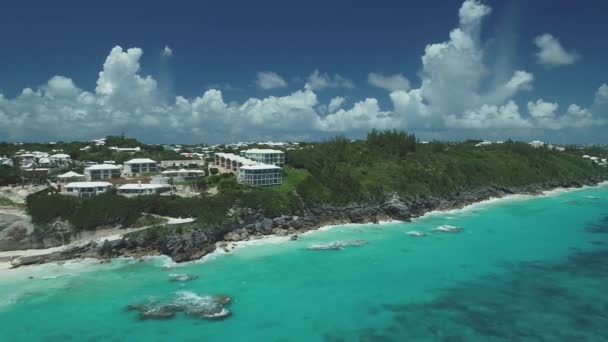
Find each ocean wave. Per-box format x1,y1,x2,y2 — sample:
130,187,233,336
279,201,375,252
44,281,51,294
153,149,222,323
307,240,368,251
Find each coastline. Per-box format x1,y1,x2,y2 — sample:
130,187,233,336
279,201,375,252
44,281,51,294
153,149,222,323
2,176,606,271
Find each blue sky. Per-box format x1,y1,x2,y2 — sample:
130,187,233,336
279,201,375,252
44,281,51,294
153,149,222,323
0,0,607,144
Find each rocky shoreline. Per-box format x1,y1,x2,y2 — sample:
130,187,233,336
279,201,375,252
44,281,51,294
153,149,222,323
5,175,607,269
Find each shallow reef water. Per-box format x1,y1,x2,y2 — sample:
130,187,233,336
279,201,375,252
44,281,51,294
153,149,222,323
1,185,607,341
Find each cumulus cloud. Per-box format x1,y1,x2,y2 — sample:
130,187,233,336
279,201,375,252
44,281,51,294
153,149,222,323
0,1,605,144
527,99,600,129
594,83,608,105
306,70,354,91
328,96,345,113
162,45,173,57
446,101,531,129
255,71,288,90
368,73,410,92
533,34,580,68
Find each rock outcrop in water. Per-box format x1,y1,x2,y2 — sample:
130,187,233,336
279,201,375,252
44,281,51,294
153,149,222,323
7,175,607,268
126,292,232,320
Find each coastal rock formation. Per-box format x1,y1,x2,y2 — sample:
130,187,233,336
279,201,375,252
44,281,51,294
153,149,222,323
7,174,608,268
0,210,36,251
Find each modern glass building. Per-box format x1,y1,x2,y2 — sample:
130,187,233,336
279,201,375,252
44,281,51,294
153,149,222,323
238,164,283,186
240,149,285,167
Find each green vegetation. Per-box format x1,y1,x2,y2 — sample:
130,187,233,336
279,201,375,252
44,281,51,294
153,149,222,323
0,196,24,208
289,131,605,204
272,168,310,194
0,165,20,185
23,130,607,232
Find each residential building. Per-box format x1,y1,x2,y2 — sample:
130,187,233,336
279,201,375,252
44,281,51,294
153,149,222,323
57,171,87,183
49,153,71,166
0,157,12,166
238,164,283,186
84,164,122,180
214,153,257,173
117,183,171,197
160,159,206,169
240,149,285,166
109,146,141,153
123,158,158,176
214,152,284,186
63,182,112,198
161,169,205,180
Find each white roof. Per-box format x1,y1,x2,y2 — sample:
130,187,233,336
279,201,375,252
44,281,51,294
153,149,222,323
65,182,112,188
50,154,71,159
162,169,205,174
125,158,157,164
85,164,121,170
118,183,170,190
57,171,86,178
242,148,284,154
240,164,282,170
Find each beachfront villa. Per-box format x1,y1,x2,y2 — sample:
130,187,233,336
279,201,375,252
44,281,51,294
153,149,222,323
240,149,285,166
123,158,158,176
238,164,283,186
214,152,283,186
161,169,205,180
62,181,112,198
84,164,122,181
56,171,87,183
117,183,171,197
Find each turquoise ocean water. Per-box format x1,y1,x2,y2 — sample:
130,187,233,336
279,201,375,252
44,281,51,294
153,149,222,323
1,185,608,341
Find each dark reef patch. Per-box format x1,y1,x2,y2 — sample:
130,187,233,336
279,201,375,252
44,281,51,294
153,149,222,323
343,248,608,341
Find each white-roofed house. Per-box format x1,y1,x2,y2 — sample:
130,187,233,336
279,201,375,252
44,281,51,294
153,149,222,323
49,153,71,166
84,164,122,180
240,149,285,166
123,158,158,177
57,171,87,183
238,164,282,186
62,181,112,198
117,182,171,197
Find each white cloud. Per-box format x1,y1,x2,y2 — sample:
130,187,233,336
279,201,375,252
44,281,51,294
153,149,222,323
306,70,354,91
0,1,605,144
527,99,599,129
255,71,288,90
533,34,580,68
328,96,345,113
446,101,532,129
594,83,608,105
459,0,491,28
368,73,410,92
162,45,173,58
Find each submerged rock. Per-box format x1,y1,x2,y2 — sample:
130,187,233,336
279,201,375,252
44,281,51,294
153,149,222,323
126,292,232,321
168,273,199,282
406,231,427,237
139,304,183,320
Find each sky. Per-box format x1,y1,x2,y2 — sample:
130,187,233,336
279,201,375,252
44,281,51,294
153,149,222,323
0,0,607,144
